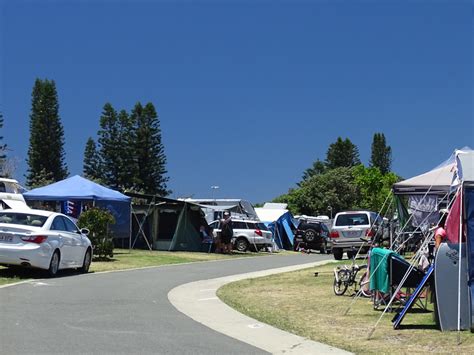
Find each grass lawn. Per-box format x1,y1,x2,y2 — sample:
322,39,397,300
218,261,474,354
0,248,273,286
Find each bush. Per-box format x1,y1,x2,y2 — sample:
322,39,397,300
78,207,115,259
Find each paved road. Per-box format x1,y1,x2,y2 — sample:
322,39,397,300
0,253,331,354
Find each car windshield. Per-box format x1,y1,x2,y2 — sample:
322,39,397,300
0,212,48,227
256,223,268,230
335,213,369,226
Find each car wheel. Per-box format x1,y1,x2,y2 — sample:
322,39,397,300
235,238,249,252
304,229,317,242
48,250,60,278
333,248,343,260
80,248,92,274
346,250,355,260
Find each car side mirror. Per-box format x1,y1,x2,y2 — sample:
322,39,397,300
80,228,90,236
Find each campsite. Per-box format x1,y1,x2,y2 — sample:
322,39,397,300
1,2,471,354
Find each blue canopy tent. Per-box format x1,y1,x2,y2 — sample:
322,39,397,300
23,175,131,242
267,212,297,250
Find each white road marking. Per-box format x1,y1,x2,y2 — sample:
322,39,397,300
248,323,264,329
198,297,219,301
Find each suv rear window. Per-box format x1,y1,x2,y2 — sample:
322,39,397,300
335,213,369,226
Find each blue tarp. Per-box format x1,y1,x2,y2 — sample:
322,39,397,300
24,175,131,239
267,211,297,250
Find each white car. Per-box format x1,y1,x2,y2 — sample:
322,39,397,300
0,209,92,277
209,219,273,252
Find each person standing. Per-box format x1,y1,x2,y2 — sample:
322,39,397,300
220,211,234,254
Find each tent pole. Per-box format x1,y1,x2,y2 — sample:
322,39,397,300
129,202,132,254
457,188,463,344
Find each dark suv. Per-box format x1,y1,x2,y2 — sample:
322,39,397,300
293,220,331,254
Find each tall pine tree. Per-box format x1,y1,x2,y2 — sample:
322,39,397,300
97,103,121,189
26,79,68,187
325,137,360,169
131,102,169,196
97,104,136,190
370,133,392,174
83,137,103,181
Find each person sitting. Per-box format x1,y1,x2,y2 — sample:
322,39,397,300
199,225,214,253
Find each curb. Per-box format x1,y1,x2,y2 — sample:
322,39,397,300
168,260,352,355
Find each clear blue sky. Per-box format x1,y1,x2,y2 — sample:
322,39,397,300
0,0,472,203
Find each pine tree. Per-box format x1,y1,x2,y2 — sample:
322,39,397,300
0,112,7,177
97,103,120,189
370,133,392,174
83,137,103,181
26,79,68,187
325,137,361,169
97,105,136,190
116,109,136,190
300,159,326,185
131,102,169,196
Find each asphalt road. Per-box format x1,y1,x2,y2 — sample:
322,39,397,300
0,253,331,355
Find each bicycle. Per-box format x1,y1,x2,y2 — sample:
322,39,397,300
333,247,371,297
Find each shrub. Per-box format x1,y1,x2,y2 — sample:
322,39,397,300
78,207,115,259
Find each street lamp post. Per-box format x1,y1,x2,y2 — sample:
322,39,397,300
211,185,219,203
327,206,333,220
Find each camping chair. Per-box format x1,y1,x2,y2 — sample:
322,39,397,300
370,248,430,311
388,254,431,310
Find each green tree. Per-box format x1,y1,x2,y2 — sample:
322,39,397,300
325,137,360,170
369,133,392,174
77,207,115,259
352,164,399,215
116,109,136,190
131,102,169,195
298,167,360,216
26,79,68,187
97,104,136,190
0,112,7,177
83,137,103,182
272,188,305,215
300,159,326,184
27,168,55,189
97,103,119,188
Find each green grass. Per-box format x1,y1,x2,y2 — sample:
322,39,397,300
0,248,275,286
218,262,474,354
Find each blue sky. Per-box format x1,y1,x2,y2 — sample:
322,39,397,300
0,0,472,203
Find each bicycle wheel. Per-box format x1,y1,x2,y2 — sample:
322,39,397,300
333,269,349,296
358,270,371,298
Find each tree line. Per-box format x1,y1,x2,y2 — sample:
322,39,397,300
273,134,399,217
7,78,170,196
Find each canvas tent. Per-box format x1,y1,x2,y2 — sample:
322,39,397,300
127,193,208,252
23,175,131,240
256,203,296,250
